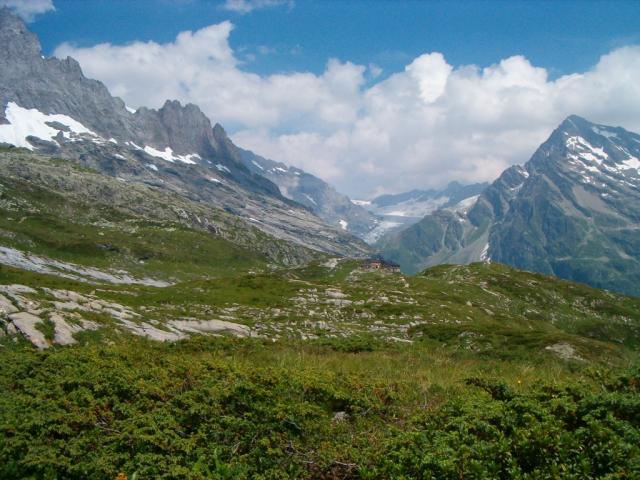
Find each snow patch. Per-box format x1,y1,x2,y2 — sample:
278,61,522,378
592,126,617,139
338,219,348,230
352,199,371,206
178,153,201,164
125,106,136,114
450,195,479,214
143,146,200,165
279,186,291,199
568,154,601,173
582,163,600,173
480,242,490,262
363,220,403,244
0,102,98,150
215,164,231,173
372,196,449,218
621,156,640,171
386,210,411,217
566,136,608,164
144,145,176,163
303,193,317,205
251,160,264,170
145,163,158,172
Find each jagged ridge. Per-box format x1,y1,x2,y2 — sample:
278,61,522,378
0,8,370,258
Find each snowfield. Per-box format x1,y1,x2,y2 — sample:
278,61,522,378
0,102,98,149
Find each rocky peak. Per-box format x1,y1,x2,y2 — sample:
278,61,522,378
212,122,231,146
0,7,41,61
211,122,242,162
153,100,215,153
159,100,209,125
0,15,374,257
527,114,640,183
557,114,591,133
467,164,528,225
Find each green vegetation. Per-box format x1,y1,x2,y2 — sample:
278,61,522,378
0,338,638,479
2,259,640,478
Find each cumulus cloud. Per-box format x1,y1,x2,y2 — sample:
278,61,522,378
221,0,293,15
54,23,640,197
0,0,54,21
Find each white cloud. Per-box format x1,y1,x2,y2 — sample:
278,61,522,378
0,0,54,21
54,23,640,197
221,0,293,14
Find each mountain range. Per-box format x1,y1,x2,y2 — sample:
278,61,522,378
356,181,488,243
1,8,640,477
1,7,639,298
239,148,379,237
379,115,640,296
0,8,370,259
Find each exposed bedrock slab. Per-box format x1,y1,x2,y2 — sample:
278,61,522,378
0,293,18,314
169,319,252,337
8,311,48,349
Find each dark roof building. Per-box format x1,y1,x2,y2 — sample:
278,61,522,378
361,256,401,273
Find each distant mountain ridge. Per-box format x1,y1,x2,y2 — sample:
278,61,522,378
370,181,487,210
358,181,488,243
239,148,379,238
0,8,370,258
380,115,640,296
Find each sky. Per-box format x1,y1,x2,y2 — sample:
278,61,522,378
5,0,640,198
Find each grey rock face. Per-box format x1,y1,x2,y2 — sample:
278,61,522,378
0,8,369,258
0,293,18,314
239,148,379,238
1,283,254,347
0,246,170,286
381,115,640,296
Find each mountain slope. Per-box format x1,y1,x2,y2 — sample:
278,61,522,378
0,148,325,278
380,115,640,296
239,147,379,238
0,8,370,258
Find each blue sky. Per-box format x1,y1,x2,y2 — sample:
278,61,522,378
6,0,640,197
32,0,640,81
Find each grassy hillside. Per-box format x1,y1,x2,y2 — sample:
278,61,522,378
2,259,640,478
1,147,640,478
2,259,639,359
